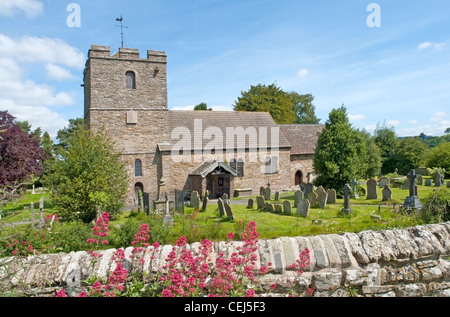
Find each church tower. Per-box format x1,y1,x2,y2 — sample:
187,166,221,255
83,45,170,207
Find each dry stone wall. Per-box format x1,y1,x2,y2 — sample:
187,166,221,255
1,222,449,297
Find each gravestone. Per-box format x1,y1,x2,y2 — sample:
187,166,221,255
425,179,432,186
163,196,174,226
341,184,352,215
296,198,310,218
283,201,292,215
217,198,225,217
379,177,390,188
190,191,200,209
274,204,283,213
382,185,392,202
247,199,254,209
294,190,304,207
224,202,234,220
222,193,230,205
37,198,45,229
201,190,209,212
304,183,314,197
351,178,359,199
260,187,266,197
402,179,410,190
256,196,265,209
435,172,443,187
265,203,274,212
327,189,337,204
366,179,378,200
447,181,450,188
308,191,318,208
317,190,328,209
417,174,423,186
30,202,35,229
403,169,422,210
274,192,280,201
264,185,271,200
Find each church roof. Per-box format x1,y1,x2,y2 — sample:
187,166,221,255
189,160,237,178
166,111,292,151
279,124,325,155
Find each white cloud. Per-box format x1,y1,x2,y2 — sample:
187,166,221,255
387,120,401,127
0,0,43,18
210,105,233,111
430,111,448,122
46,64,78,81
349,114,365,121
409,120,418,124
298,68,309,78
0,34,85,69
418,42,446,51
170,105,195,111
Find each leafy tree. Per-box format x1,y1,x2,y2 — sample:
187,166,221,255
233,83,296,124
445,127,450,134
289,92,320,124
391,138,428,175
313,106,367,192
194,102,212,111
55,118,86,153
361,130,382,178
426,142,450,177
52,127,129,223
373,122,398,174
0,111,46,203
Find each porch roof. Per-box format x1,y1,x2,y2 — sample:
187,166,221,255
189,160,237,178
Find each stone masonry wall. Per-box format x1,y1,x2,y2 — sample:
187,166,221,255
1,223,449,297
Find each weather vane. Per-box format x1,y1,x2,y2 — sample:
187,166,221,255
116,15,128,48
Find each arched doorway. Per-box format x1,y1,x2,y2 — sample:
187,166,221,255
134,182,144,207
295,171,303,186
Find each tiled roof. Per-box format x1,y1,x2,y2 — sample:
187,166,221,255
279,124,325,155
189,160,237,177
167,111,291,151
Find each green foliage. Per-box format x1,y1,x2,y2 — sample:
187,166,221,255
373,122,399,174
313,106,368,192
426,142,450,177
45,221,93,253
419,189,450,223
193,102,211,111
52,127,129,223
289,92,321,124
392,138,428,175
361,130,382,178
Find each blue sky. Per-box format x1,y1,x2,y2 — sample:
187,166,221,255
0,0,449,139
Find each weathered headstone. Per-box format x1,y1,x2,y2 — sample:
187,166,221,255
425,179,432,186
247,198,254,209
265,203,274,212
190,191,200,209
447,181,450,188
401,178,410,190
366,179,378,200
260,187,266,197
274,192,280,201
382,185,392,202
403,169,422,210
274,204,283,213
351,178,359,199
264,185,271,200
296,198,310,218
435,172,443,187
217,198,225,217
256,196,265,209
201,190,209,212
379,177,390,188
341,184,352,215
37,198,45,229
308,191,318,208
327,189,336,204
317,190,328,209
163,196,174,226
294,190,304,207
224,202,234,220
222,193,230,205
316,186,326,196
417,174,423,186
283,201,292,215
304,183,314,197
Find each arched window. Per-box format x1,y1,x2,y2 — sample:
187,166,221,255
237,159,244,177
135,159,142,177
265,156,278,175
271,156,278,174
126,71,136,89
229,159,236,171
265,157,272,175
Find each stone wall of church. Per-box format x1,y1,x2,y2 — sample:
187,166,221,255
289,154,316,186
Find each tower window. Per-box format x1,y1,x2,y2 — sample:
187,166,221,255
135,159,142,177
126,71,136,89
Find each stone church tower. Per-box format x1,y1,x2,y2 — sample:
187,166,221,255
83,45,169,206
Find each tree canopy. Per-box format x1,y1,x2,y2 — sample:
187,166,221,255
193,102,212,111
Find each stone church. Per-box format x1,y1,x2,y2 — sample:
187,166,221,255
83,45,324,209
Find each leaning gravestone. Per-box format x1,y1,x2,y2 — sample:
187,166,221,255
379,177,390,188
382,185,392,202
217,198,225,217
317,190,328,209
256,196,265,209
224,202,234,220
294,190,304,207
425,179,432,186
247,198,254,209
327,189,337,204
308,191,318,208
435,172,443,187
366,179,378,200
283,201,292,215
341,183,352,215
190,191,200,209
296,198,310,218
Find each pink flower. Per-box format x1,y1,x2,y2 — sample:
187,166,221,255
227,232,235,240
244,289,255,297
270,284,276,290
77,292,88,297
55,289,68,297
